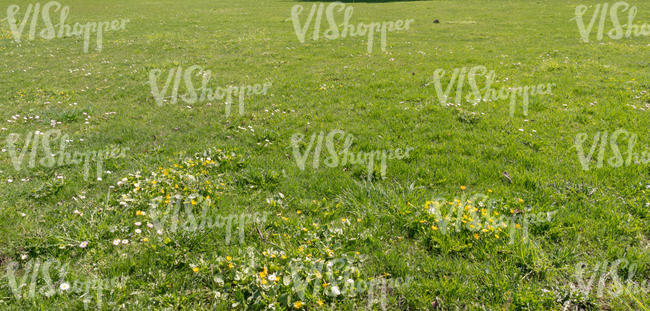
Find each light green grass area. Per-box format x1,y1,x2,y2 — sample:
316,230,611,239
0,0,649,309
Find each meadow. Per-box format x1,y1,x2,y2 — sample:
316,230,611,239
0,0,649,310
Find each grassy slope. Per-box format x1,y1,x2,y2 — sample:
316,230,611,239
0,0,649,309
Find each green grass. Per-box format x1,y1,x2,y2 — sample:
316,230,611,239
0,0,649,310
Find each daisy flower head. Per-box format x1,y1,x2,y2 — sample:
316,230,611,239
59,283,70,291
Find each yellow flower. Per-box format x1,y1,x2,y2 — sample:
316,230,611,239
488,189,492,193
341,218,346,222
191,200,197,205
281,255,287,259
460,186,467,190
515,224,522,229
296,210,301,214
226,256,232,261
473,234,480,239
318,299,324,306
228,263,234,269
142,237,149,242
431,225,438,230
259,267,268,278
357,218,361,222
136,210,144,216
192,267,199,273
293,301,303,308
518,198,524,204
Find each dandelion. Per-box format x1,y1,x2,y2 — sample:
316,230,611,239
192,267,199,273
226,256,232,261
79,241,89,248
259,267,268,279
296,210,301,214
318,299,324,306
228,263,234,269
293,301,303,309
473,234,479,239
460,186,467,190
136,211,144,216
142,237,149,242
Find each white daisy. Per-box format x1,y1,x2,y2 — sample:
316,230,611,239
59,283,70,291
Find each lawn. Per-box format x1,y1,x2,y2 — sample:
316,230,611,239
0,0,649,310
